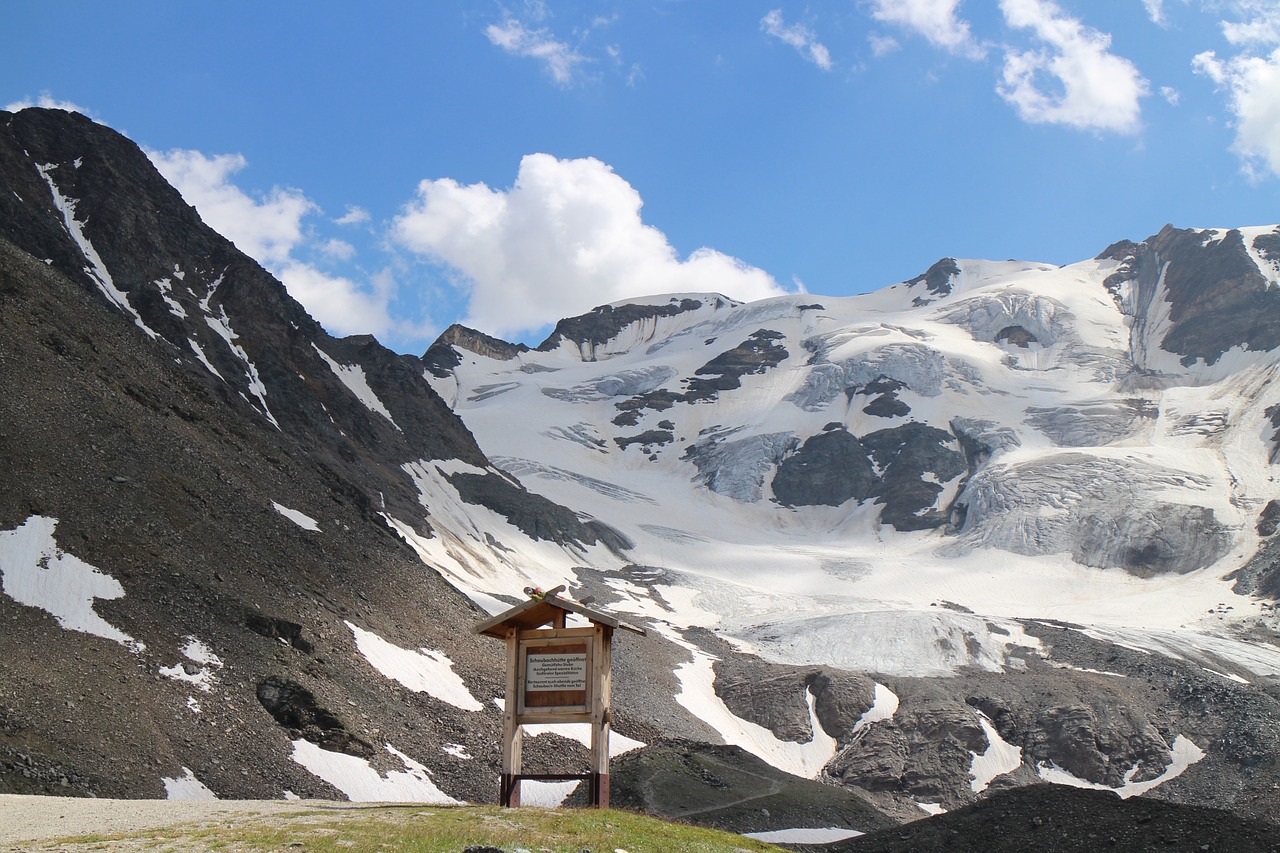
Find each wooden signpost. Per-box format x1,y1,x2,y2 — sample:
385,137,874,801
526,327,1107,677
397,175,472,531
473,585,645,808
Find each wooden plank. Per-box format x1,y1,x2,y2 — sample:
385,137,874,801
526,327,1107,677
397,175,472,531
501,634,523,807
589,623,613,807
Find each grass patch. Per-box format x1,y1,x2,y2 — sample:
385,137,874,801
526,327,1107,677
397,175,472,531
37,804,786,853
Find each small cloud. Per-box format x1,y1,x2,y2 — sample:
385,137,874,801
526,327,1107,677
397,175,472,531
319,238,356,261
1161,85,1181,106
1143,0,1166,27
761,9,834,71
335,205,370,226
391,153,786,339
5,92,93,116
997,0,1149,135
868,32,901,57
486,17,588,85
868,0,986,60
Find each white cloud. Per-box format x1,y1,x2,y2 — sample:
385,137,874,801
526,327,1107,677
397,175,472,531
391,154,786,339
1143,0,1167,26
148,149,314,265
1194,47,1280,178
335,205,371,226
869,33,902,57
320,238,356,261
761,10,834,71
1217,0,1280,46
868,0,986,60
1161,85,1181,105
147,148,427,346
486,18,587,85
997,0,1149,134
5,92,93,115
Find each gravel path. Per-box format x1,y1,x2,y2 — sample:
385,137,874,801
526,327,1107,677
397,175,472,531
0,794,373,847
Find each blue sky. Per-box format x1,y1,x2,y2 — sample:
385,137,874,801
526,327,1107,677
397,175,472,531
6,1,1280,353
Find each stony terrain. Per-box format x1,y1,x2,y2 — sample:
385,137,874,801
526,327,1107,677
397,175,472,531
2,107,1280,845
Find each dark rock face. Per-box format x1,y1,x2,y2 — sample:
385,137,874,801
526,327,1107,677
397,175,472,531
864,424,966,531
710,650,875,741
687,329,789,398
994,325,1038,347
537,296,728,356
772,428,877,508
610,329,788,425
423,323,530,377
1106,224,1280,365
0,109,621,803
842,784,1280,853
612,739,896,839
256,676,373,758
853,376,911,419
907,258,962,306
445,471,633,552
614,429,674,451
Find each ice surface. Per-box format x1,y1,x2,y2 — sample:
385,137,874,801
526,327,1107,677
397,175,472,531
0,515,143,651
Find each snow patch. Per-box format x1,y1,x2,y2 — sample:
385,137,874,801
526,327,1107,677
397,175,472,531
1036,734,1205,798
159,636,223,692
162,767,217,800
273,502,320,532
290,740,463,803
969,713,1023,793
346,621,483,711
0,515,144,651
312,344,402,431
36,163,157,339
744,827,865,844
519,779,580,808
199,278,280,429
852,683,898,735
674,648,836,779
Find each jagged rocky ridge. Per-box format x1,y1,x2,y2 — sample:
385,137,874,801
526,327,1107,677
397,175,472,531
1,108,1280,836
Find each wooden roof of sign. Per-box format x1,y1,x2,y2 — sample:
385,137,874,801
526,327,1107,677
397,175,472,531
472,585,647,639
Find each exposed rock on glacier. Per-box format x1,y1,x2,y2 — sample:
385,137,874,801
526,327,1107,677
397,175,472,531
772,427,877,508
905,257,961,305
423,323,530,377
945,453,1234,575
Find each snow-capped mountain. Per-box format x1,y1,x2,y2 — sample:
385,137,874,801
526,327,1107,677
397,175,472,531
426,230,1280,816
1,108,1278,828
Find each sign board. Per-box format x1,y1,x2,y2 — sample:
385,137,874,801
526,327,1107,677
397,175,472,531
518,635,591,714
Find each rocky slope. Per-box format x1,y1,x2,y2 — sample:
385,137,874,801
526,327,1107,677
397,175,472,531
2,107,1279,838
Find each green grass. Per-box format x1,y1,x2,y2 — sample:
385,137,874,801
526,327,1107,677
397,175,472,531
44,805,787,853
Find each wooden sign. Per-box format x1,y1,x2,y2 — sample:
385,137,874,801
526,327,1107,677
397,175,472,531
473,588,645,809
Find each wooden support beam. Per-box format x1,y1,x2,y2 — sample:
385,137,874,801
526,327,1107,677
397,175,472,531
500,632,523,807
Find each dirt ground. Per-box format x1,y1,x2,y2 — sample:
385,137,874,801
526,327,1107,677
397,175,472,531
0,794,386,850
